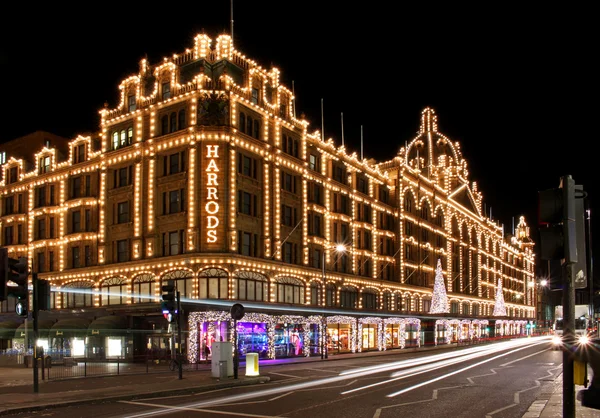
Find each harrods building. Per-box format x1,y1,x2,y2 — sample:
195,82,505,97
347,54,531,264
0,34,536,361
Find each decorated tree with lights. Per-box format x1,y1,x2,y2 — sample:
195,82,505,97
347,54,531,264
493,277,507,316
430,259,449,313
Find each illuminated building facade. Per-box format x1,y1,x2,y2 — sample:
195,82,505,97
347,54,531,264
0,34,536,361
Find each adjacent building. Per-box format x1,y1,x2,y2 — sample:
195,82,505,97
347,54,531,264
0,34,536,362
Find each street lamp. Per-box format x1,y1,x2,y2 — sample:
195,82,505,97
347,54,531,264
321,243,347,360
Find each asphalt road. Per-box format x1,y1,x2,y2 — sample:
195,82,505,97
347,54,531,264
6,339,561,418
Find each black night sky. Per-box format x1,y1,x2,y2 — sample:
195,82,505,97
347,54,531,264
1,3,596,280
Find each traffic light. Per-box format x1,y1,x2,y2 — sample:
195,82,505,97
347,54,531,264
161,280,176,321
35,275,51,311
538,175,576,262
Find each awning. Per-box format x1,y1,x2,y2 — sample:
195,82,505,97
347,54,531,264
0,321,21,339
87,315,128,336
50,318,91,339
14,320,54,339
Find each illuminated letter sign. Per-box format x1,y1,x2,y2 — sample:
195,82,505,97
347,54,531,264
205,145,220,243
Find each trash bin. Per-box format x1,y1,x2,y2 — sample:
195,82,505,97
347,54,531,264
219,360,228,379
43,355,52,369
24,355,33,368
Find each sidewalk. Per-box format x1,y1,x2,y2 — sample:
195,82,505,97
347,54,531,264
521,366,600,418
0,343,598,417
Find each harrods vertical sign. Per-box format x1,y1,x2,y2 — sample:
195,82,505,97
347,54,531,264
201,142,226,251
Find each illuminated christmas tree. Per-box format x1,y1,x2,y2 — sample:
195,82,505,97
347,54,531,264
430,259,449,313
493,277,507,316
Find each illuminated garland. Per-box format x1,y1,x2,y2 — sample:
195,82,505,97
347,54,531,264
472,319,489,338
383,317,406,349
430,259,449,313
358,317,383,352
460,319,472,340
239,312,277,359
188,311,231,362
404,318,421,347
275,314,318,357
493,277,507,316
434,319,452,345
327,316,358,353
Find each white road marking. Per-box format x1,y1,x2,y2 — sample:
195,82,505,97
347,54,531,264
120,400,281,417
303,368,339,374
135,387,231,401
267,372,301,378
500,348,549,367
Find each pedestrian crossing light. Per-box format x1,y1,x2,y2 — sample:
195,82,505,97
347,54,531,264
161,280,176,321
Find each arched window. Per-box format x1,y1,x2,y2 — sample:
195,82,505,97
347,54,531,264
383,291,392,311
198,268,228,299
127,127,133,144
275,277,305,304
132,273,155,304
421,202,429,221
162,270,194,300
101,276,126,306
239,112,246,133
435,209,444,227
395,293,404,311
472,304,480,316
361,289,378,310
403,193,413,213
422,297,431,312
462,302,470,315
404,294,411,311
112,132,119,150
61,281,94,308
120,130,126,147
340,286,357,308
326,284,336,307
178,109,186,130
170,112,177,133
161,116,169,135
233,271,267,302
310,282,321,305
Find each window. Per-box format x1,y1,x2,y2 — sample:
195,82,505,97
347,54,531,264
162,82,171,100
71,176,82,198
163,189,185,214
128,95,136,112
114,166,132,188
85,245,92,267
326,284,336,307
163,230,184,256
49,252,54,272
178,109,186,130
117,201,129,224
3,226,13,245
85,209,93,232
132,274,154,304
36,186,46,207
311,248,322,269
72,246,81,268
379,187,389,204
74,144,86,164
8,166,18,183
3,195,14,215
310,282,320,305
17,224,22,244
308,182,323,205
362,291,378,310
276,278,305,304
163,151,186,175
238,191,256,216
238,231,259,257
283,242,298,264
237,153,258,179
308,212,322,236
233,271,267,301
333,164,346,184
161,115,169,135
251,88,259,105
282,205,295,227
170,112,177,133
239,112,246,133
357,176,368,194
112,127,134,150
309,153,320,171
340,287,357,308
282,172,296,193
198,268,228,299
116,239,129,262
282,133,299,157
101,277,125,306
49,217,55,238
72,211,81,233
253,119,260,139
37,218,46,240
39,156,51,174
0,151,5,165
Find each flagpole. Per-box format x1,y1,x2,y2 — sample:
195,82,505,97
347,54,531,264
361,125,363,160
321,99,325,142
341,112,344,147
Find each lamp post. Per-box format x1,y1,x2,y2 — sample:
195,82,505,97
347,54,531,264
321,243,346,360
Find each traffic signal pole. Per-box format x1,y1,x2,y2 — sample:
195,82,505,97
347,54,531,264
176,290,182,380
32,272,39,394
